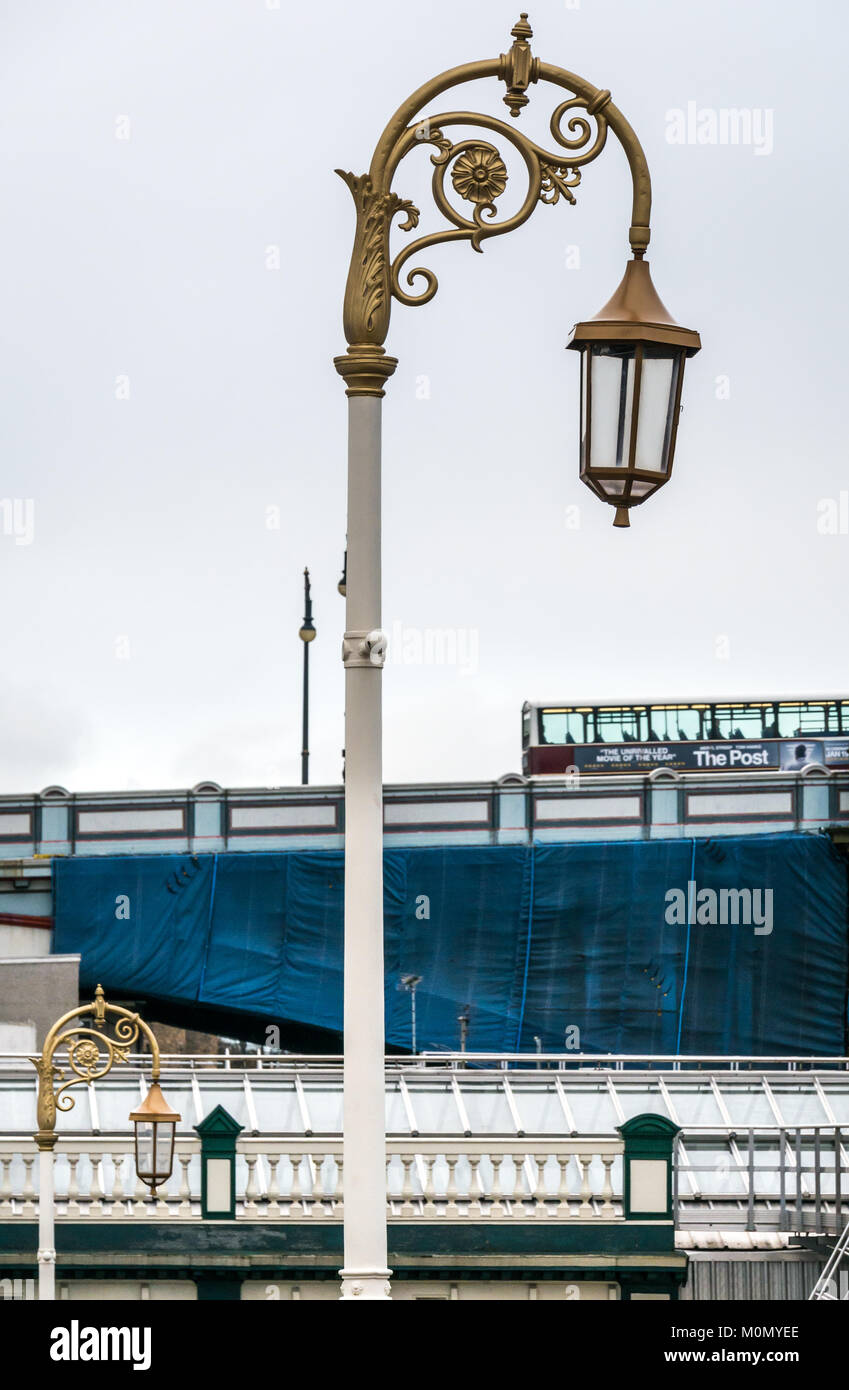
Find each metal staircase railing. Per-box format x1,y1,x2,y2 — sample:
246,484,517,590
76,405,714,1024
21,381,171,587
809,1217,849,1299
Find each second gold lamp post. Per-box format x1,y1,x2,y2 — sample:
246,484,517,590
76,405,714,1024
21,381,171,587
32,985,180,1301
334,13,700,1300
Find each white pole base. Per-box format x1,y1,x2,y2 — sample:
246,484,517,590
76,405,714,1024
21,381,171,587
339,1269,392,1301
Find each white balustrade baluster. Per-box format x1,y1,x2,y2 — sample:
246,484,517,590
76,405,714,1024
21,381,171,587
0,1155,12,1212
312,1154,326,1216
111,1154,127,1214
445,1155,460,1218
519,1155,536,1217
178,1153,193,1216
67,1153,80,1217
579,1155,593,1217
89,1152,104,1215
244,1154,258,1214
399,1153,416,1217
289,1153,303,1213
266,1154,281,1217
557,1154,573,1218
101,1153,118,1216
333,1155,343,1213
600,1154,615,1217
487,1153,506,1217
467,1155,484,1218
533,1156,549,1218
21,1154,36,1216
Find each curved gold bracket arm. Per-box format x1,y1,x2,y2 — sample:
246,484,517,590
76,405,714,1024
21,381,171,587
31,983,161,1140
335,15,652,380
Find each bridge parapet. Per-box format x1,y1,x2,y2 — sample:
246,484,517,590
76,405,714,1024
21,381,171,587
0,770,846,859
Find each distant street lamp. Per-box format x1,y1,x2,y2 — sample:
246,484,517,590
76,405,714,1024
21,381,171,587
31,984,180,1300
400,974,422,1054
298,567,316,786
334,12,701,1300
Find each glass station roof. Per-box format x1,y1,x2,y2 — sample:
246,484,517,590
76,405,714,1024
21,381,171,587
1,1056,846,1139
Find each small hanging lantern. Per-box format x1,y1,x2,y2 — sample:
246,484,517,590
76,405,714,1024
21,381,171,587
129,1080,181,1195
568,260,701,527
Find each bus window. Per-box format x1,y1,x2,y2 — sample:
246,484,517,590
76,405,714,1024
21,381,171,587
777,702,834,737
714,704,769,739
594,706,647,743
650,705,703,741
522,706,532,749
842,702,849,732
540,709,586,745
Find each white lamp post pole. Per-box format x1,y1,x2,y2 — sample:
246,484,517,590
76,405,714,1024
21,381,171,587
36,1141,56,1300
335,368,395,1302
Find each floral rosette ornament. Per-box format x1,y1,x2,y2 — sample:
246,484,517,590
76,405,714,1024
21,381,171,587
450,146,508,205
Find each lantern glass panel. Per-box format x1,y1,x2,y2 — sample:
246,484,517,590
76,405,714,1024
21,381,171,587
634,348,682,474
589,346,637,472
579,350,588,465
155,1123,175,1178
135,1120,154,1177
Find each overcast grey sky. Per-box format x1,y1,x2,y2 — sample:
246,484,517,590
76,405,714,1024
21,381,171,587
0,0,846,793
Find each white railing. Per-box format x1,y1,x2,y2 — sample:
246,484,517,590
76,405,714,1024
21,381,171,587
1,1053,846,1072
0,1136,624,1222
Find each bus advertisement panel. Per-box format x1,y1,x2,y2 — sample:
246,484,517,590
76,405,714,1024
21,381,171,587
571,737,849,775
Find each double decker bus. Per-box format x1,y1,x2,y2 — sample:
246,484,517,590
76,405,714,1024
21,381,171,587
521,696,849,776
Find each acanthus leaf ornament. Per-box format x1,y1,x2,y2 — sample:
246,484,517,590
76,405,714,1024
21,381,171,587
33,1054,58,1134
336,170,420,348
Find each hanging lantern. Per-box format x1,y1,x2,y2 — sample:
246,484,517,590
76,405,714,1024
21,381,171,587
568,260,701,527
129,1081,181,1194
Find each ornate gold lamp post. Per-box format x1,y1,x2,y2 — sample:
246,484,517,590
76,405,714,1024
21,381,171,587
31,984,180,1300
334,13,700,1300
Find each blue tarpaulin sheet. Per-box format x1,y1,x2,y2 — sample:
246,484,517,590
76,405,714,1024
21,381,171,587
52,833,848,1055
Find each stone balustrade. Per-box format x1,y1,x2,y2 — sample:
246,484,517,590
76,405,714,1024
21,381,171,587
0,1135,625,1222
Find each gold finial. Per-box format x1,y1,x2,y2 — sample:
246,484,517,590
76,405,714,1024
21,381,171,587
499,13,538,118
93,983,106,1029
